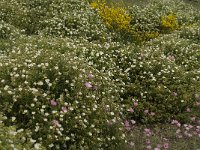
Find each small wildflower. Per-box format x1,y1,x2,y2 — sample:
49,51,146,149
53,120,60,127
61,106,68,113
128,108,134,113
163,143,169,149
144,109,149,114
147,145,151,150
129,141,135,147
186,108,191,112
88,73,94,80
84,82,92,88
130,120,136,124
50,99,58,106
124,120,131,131
173,92,177,96
149,112,155,116
134,102,138,107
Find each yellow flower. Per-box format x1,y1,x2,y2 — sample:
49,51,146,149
90,0,131,32
161,13,179,31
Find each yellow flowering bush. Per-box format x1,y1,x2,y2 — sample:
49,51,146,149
90,0,131,32
161,13,179,32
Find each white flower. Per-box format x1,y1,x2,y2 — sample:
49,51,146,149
4,85,9,90
48,143,54,148
37,81,43,85
111,112,115,115
12,117,16,121
34,143,42,149
65,136,70,141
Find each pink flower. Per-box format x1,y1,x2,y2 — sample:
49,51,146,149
61,106,68,113
134,102,138,107
149,112,155,116
84,82,92,88
188,124,193,129
196,126,200,129
88,73,94,80
50,99,57,106
154,148,160,150
124,120,131,131
167,55,175,61
171,120,181,127
195,102,200,106
53,120,60,127
144,128,151,132
128,108,134,113
147,145,151,150
186,108,191,112
177,123,181,127
144,109,149,114
173,92,177,96
163,143,169,149
144,128,152,137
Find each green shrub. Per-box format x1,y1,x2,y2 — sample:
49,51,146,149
67,33,200,123
122,48,199,123
0,47,126,149
0,0,109,41
0,0,31,34
180,24,200,43
0,20,20,39
0,114,45,150
0,20,21,55
150,33,200,71
127,0,199,41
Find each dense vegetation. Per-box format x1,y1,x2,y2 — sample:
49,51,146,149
0,0,200,149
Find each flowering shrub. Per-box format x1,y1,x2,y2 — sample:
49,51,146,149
0,20,20,39
0,0,200,148
128,0,199,41
0,0,108,41
0,47,126,149
180,24,200,43
47,30,199,123
161,13,179,32
90,0,131,32
0,114,45,150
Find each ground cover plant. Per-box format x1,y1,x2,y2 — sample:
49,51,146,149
0,0,200,149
